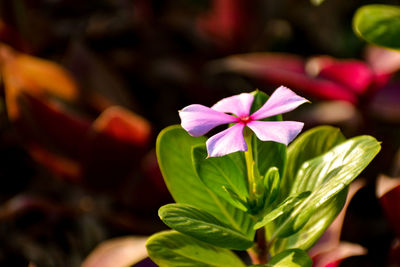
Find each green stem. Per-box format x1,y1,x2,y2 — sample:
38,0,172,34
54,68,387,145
244,133,256,201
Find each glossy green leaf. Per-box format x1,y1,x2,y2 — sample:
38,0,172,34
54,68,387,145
281,126,345,201
272,190,347,253
192,145,248,211
353,4,400,50
146,230,246,267
159,203,253,250
272,135,380,251
254,191,310,230
156,126,255,237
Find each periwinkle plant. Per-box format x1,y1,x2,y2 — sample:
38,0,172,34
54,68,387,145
146,87,381,266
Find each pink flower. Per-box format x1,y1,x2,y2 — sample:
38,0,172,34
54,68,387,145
179,86,308,157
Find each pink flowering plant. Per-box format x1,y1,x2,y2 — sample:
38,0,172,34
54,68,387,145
146,87,381,266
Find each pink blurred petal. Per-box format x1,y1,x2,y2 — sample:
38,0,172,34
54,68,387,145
251,86,308,120
179,104,237,136
365,45,400,75
246,120,304,145
317,61,374,95
82,236,148,267
206,123,246,157
211,92,254,117
213,53,359,103
312,242,367,267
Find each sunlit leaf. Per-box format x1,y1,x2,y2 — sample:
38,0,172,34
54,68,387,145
273,135,380,251
281,126,346,201
159,203,253,250
353,4,400,50
254,191,310,230
82,236,148,267
146,230,246,267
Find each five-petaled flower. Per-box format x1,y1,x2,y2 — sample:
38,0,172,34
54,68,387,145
179,86,309,157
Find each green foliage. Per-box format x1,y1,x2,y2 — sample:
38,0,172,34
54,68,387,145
146,230,246,267
272,135,380,252
353,4,400,49
159,203,254,250
280,126,345,201
254,191,310,230
263,167,281,207
156,125,255,237
150,92,381,266
193,145,249,211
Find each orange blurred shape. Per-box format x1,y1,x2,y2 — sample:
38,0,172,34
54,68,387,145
28,144,82,182
0,43,79,120
92,106,151,146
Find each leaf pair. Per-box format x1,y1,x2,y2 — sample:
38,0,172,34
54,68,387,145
263,127,380,253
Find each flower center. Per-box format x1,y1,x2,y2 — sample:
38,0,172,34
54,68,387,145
239,116,252,124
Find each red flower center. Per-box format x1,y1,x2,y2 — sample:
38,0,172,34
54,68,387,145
239,116,252,124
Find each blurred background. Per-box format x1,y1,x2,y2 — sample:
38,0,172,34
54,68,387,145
0,0,400,266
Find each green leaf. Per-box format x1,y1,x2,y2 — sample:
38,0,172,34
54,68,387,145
159,203,254,250
263,167,281,206
281,126,345,201
273,135,380,251
156,125,255,238
353,4,400,50
146,230,246,267
254,191,311,230
272,190,347,253
192,145,248,211
269,249,312,267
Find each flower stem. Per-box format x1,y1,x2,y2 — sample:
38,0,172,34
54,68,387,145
244,132,256,202
248,227,268,264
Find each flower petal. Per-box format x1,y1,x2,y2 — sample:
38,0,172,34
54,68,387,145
251,86,309,120
247,120,304,145
179,104,237,136
211,93,254,117
206,123,246,157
